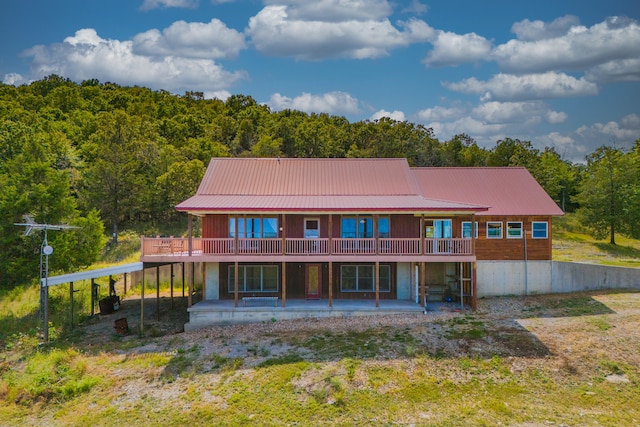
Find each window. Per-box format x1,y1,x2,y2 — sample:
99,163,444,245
304,218,320,238
424,219,452,238
486,222,503,239
506,222,523,239
532,221,548,239
378,217,390,238
340,265,390,292
341,215,378,238
462,221,478,238
229,217,278,238
228,265,279,292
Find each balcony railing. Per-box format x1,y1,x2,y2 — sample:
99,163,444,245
142,236,473,257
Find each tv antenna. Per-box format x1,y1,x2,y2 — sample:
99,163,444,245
14,215,80,342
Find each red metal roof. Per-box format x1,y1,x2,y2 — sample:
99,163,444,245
177,158,487,213
411,167,564,216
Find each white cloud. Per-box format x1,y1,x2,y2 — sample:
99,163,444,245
264,0,393,22
268,91,361,115
23,28,246,94
423,30,492,67
585,58,640,83
511,15,580,41
536,114,640,162
472,101,567,125
2,73,28,85
401,0,428,15
132,19,246,59
140,0,198,11
370,109,406,122
493,16,640,74
444,72,598,101
416,105,465,122
246,5,433,60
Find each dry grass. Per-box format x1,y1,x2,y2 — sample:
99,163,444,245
1,290,639,426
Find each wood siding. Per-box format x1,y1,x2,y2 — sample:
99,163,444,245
474,216,552,260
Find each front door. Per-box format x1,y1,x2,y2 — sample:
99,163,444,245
306,264,322,299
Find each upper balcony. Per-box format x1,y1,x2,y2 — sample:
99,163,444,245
140,236,474,262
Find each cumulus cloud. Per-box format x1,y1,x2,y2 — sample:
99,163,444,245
23,28,246,94
511,15,580,41
422,30,492,67
264,0,393,22
444,72,598,101
268,91,361,115
246,3,433,60
493,16,640,74
140,0,198,11
536,113,640,162
416,100,569,152
370,109,406,122
132,19,246,59
585,58,640,83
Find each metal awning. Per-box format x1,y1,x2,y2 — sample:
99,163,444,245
41,262,143,287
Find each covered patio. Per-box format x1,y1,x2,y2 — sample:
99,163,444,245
185,298,443,331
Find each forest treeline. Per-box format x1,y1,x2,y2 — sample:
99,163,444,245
1,75,639,287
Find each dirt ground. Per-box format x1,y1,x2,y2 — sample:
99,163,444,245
78,289,640,383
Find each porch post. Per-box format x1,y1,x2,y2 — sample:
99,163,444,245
69,281,74,329
182,262,185,298
328,261,333,308
328,214,333,308
156,266,160,321
187,215,193,256
141,267,145,335
188,263,194,308
471,213,476,256
375,261,380,308
170,263,174,309
281,261,286,308
374,214,379,255
234,261,239,308
421,262,426,307
472,262,477,310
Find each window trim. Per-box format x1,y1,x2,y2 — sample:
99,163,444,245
531,221,549,239
486,221,503,239
340,264,391,293
228,264,279,293
229,216,279,239
462,221,478,239
304,218,320,239
506,221,523,239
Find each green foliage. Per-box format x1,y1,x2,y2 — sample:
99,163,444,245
575,145,640,244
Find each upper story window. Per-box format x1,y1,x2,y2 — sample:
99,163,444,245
506,222,523,239
486,221,503,239
304,218,320,238
229,216,278,238
425,219,452,238
462,221,478,239
532,221,549,239
341,215,381,238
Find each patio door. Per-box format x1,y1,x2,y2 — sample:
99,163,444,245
305,264,322,299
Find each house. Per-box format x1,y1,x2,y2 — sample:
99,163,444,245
140,158,563,328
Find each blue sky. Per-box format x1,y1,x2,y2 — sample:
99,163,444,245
1,0,639,161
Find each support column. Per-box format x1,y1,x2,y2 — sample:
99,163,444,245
124,273,127,294
182,262,185,298
170,263,174,309
472,262,477,310
375,261,380,308
156,266,160,321
188,262,194,307
69,282,74,329
91,278,96,316
328,261,333,308
141,268,145,335
281,262,286,308
420,262,426,307
234,261,239,308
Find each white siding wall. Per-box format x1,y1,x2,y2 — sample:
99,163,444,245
396,262,412,300
205,262,220,300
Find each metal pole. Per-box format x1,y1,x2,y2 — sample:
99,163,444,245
69,281,74,330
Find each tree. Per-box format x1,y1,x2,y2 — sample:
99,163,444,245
574,146,635,245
